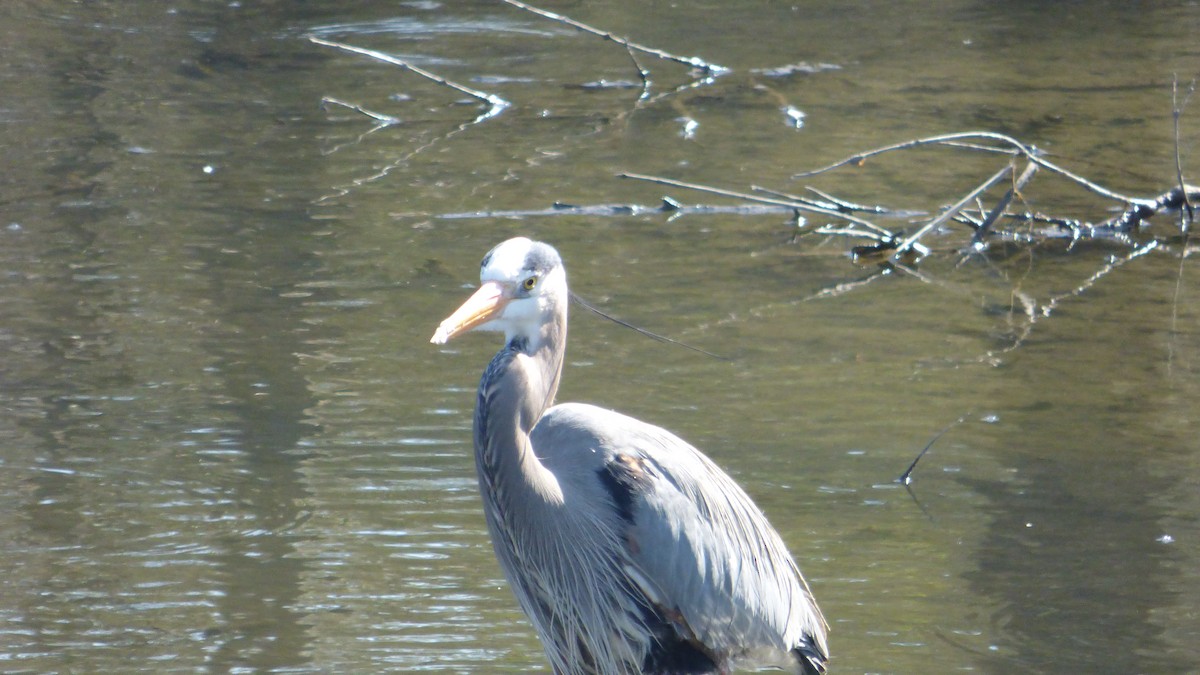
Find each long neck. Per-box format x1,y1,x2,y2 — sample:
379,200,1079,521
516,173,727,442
473,300,567,509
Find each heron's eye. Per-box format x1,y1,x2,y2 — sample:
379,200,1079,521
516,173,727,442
522,276,537,291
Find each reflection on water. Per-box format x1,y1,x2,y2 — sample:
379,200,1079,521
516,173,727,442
967,459,1183,672
1,0,1198,672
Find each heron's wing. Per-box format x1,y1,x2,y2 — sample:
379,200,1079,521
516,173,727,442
623,426,826,669
536,403,827,671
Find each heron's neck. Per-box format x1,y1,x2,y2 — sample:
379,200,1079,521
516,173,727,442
473,303,567,506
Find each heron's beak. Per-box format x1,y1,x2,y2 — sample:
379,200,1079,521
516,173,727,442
430,281,509,344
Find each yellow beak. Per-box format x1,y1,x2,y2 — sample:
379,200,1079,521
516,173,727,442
430,281,509,344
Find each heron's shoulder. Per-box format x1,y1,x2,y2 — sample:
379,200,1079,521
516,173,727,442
535,403,693,452
534,403,722,497
539,402,644,429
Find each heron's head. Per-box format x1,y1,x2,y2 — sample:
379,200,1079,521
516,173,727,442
430,237,566,346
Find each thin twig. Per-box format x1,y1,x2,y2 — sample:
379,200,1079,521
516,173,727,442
751,185,839,211
619,172,895,238
1172,76,1196,228
624,45,652,100
320,96,401,125
803,267,893,301
751,185,888,215
308,36,510,115
500,0,729,75
793,132,1030,178
898,414,970,485
318,97,402,156
973,161,1039,243
937,140,1023,155
803,186,890,214
794,131,1143,205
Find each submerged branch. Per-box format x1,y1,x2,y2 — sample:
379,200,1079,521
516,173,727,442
892,163,1015,260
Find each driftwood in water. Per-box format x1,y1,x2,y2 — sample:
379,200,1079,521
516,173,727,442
791,130,1197,259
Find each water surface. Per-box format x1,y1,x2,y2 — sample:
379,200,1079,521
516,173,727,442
1,1,1198,672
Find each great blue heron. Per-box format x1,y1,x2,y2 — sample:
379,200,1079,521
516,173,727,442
431,237,828,674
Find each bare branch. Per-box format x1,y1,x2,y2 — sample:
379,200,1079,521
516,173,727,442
308,36,510,116
619,172,895,237
500,0,729,76
972,161,1039,244
801,186,889,214
794,130,1145,206
751,185,888,215
623,45,652,100
320,96,401,125
792,132,1025,178
892,163,1014,260
1173,75,1196,229
814,225,888,241
317,97,403,156
1033,153,1144,205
